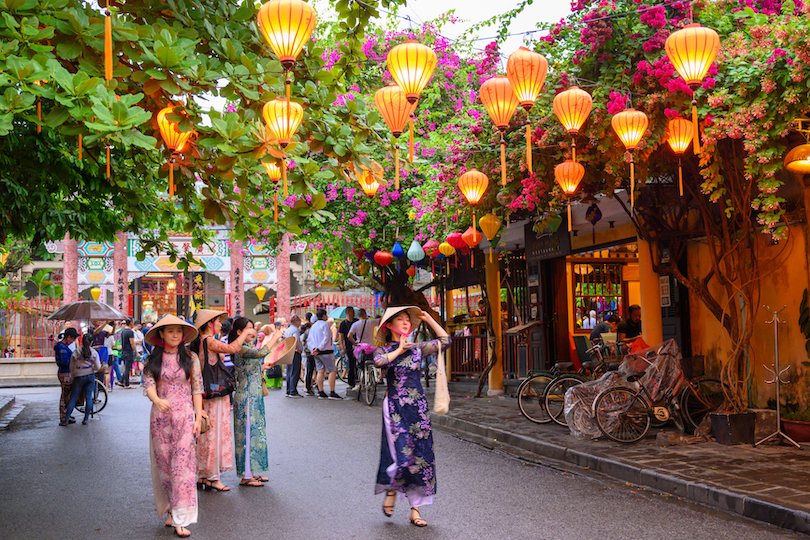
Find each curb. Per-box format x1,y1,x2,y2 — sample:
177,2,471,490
430,412,810,535
0,395,15,416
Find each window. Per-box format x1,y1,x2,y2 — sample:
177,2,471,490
573,263,623,330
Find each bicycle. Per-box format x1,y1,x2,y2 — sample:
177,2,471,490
76,378,108,416
356,356,381,406
335,349,349,383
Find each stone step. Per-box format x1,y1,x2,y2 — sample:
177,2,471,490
0,394,14,416
0,396,24,431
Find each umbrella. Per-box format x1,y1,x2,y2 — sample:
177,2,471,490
328,306,349,320
48,300,129,321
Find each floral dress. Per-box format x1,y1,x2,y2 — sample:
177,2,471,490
143,351,203,528
196,336,237,481
232,344,271,479
373,336,451,506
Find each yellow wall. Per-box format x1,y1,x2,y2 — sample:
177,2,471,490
687,224,810,408
627,280,641,308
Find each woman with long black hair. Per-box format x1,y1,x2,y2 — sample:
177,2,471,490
60,333,101,426
142,315,203,539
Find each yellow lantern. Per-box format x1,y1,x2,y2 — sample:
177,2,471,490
553,86,593,162
157,105,194,199
257,0,317,97
387,40,437,104
457,169,489,229
785,144,810,173
666,118,694,196
438,241,456,257
665,23,720,155
611,108,649,210
358,161,386,198
507,47,548,173
90,287,102,302
374,85,417,189
554,160,585,232
263,98,304,197
478,213,502,262
480,76,519,187
261,160,283,222
255,285,267,302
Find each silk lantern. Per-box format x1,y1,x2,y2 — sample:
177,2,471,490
480,76,519,186
553,86,593,162
665,24,719,155
263,98,304,197
611,108,649,210
157,106,194,199
262,161,283,221
785,144,810,173
554,160,585,232
406,265,416,278
407,240,425,262
392,242,405,259
457,169,489,229
422,239,439,258
374,85,418,187
357,161,385,198
478,213,502,262
255,285,267,302
666,118,694,196
90,287,102,302
507,47,548,173
462,226,483,268
447,232,465,250
438,241,455,273
387,40,437,104
374,250,393,266
257,0,317,104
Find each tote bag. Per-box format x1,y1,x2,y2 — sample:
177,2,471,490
432,347,450,416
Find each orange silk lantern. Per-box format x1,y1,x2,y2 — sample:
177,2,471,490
262,161,282,222
374,85,417,190
507,47,548,173
666,118,694,196
611,108,649,210
357,161,386,198
157,106,194,199
457,169,489,229
462,226,483,268
374,250,393,266
553,86,593,162
785,144,810,174
104,0,113,80
554,160,585,232
480,76,519,187
478,213,502,262
406,265,416,278
665,24,720,155
387,40,437,105
263,98,304,197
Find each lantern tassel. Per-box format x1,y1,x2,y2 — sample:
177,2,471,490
489,247,493,264
169,162,174,199
78,134,82,160
500,139,507,187
395,146,400,191
409,115,414,163
104,2,113,81
678,157,683,197
274,193,278,222
567,199,572,233
282,157,288,197
691,99,700,155
572,139,576,163
472,211,476,230
106,141,111,179
526,123,532,173
630,161,635,212
37,99,41,134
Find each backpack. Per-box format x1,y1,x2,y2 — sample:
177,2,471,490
201,338,235,399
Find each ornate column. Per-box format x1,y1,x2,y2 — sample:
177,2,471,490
63,233,78,303
275,235,291,323
113,232,128,314
229,240,244,317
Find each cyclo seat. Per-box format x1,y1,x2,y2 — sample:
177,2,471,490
554,362,575,371
582,360,601,371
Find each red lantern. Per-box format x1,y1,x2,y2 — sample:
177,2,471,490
422,239,440,258
406,265,416,278
374,250,393,266
447,232,465,250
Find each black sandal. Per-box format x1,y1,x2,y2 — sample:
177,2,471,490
409,507,427,527
203,480,230,492
382,490,396,517
174,527,191,537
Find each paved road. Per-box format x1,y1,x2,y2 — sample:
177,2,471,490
0,385,801,540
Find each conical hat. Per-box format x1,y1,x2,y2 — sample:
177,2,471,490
145,314,198,347
194,309,227,331
265,336,297,365
374,306,422,343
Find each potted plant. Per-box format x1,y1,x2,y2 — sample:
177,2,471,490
781,403,810,443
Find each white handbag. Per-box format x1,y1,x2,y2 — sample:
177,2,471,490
432,348,450,416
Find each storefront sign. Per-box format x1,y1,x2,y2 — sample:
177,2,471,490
525,223,571,263
660,275,671,308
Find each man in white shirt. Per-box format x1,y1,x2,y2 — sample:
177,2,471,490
307,309,342,400
283,315,303,398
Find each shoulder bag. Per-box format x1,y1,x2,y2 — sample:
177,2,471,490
432,346,450,416
201,337,235,399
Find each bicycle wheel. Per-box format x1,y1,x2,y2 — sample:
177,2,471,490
364,363,377,406
681,378,724,431
356,363,366,402
77,380,108,415
335,355,348,383
517,374,553,424
594,387,651,443
543,375,586,427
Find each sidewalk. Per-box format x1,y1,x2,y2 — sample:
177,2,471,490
428,386,810,535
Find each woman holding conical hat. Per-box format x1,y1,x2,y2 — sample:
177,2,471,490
373,305,451,528
228,316,293,486
142,314,202,538
189,309,254,492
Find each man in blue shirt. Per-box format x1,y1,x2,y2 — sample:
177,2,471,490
55,328,79,424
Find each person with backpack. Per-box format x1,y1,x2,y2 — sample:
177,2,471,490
189,310,252,492
60,333,101,426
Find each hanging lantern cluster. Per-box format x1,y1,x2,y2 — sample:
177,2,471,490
157,105,194,199
506,47,548,173
666,118,694,196
611,108,649,210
